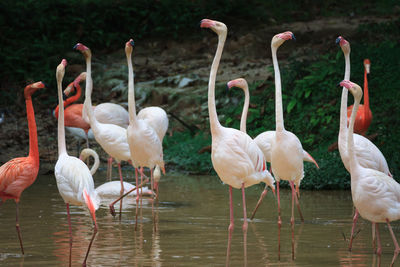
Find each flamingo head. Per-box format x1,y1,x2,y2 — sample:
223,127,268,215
339,80,362,101
336,36,350,54
73,43,91,58
227,78,248,92
24,81,46,98
272,31,295,49
364,59,371,74
56,59,67,83
125,39,135,54
200,19,227,36
73,72,86,88
64,82,75,97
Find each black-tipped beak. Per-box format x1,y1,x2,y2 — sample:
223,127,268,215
42,82,48,88
335,37,341,44
130,40,135,47
292,33,296,41
62,92,68,100
73,44,78,50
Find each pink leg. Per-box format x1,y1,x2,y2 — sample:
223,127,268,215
241,183,248,267
107,157,113,181
15,202,24,255
151,168,154,215
277,180,281,261
118,163,124,220
386,219,400,267
376,223,382,256
135,168,139,231
250,185,268,220
372,222,376,253
82,206,98,267
66,204,72,267
289,181,296,260
348,208,359,251
140,167,143,209
293,183,304,222
226,186,234,267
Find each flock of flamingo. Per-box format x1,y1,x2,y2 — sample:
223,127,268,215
0,18,397,266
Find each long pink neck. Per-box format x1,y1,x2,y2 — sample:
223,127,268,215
208,32,226,135
363,67,369,110
240,85,249,133
126,49,137,124
338,52,351,154
57,75,67,156
348,90,361,176
25,96,39,166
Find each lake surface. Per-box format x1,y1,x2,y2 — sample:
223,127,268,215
0,169,398,266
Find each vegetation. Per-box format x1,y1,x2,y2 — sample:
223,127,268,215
0,1,399,189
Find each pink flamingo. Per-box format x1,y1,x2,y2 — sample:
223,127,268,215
0,81,46,254
336,36,391,252
54,59,100,267
201,19,275,265
342,80,400,267
346,59,372,136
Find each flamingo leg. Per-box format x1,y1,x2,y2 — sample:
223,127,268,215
376,223,382,256
226,186,234,267
250,185,268,220
241,183,248,267
150,168,155,224
140,167,143,211
348,208,360,251
66,203,72,267
107,157,113,181
82,206,98,267
118,163,124,220
277,180,281,261
289,181,296,260
386,219,400,267
135,167,139,231
372,222,376,254
293,183,304,222
15,202,24,255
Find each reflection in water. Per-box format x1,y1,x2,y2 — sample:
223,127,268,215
2,173,400,266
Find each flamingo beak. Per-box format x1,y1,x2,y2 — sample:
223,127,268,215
161,166,166,175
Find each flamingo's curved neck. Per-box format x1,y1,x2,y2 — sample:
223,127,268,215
208,32,226,135
240,85,249,133
57,75,67,156
25,95,39,165
272,46,284,132
363,67,370,111
339,52,351,148
348,90,361,174
126,50,137,124
83,150,99,176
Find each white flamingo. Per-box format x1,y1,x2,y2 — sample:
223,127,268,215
336,36,392,251
341,80,400,267
201,19,275,265
54,59,100,267
79,148,154,198
74,43,131,218
227,78,319,220
269,31,306,260
124,39,168,227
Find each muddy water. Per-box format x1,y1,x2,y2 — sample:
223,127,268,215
0,171,397,266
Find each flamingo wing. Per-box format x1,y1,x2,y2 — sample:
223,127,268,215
138,107,168,141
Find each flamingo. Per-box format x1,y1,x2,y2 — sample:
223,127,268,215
336,36,392,251
79,148,154,198
0,81,45,254
346,59,372,136
54,59,100,267
341,80,400,267
269,31,306,260
201,19,275,265
123,39,168,228
226,78,319,220
74,43,131,219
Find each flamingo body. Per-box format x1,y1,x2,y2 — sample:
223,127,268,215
346,105,372,136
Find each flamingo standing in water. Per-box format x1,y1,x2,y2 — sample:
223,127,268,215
79,148,154,198
269,31,306,260
123,39,167,228
226,78,319,220
346,59,372,136
341,80,400,267
0,81,45,254
201,19,275,265
336,36,391,252
54,59,100,267
74,43,131,218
